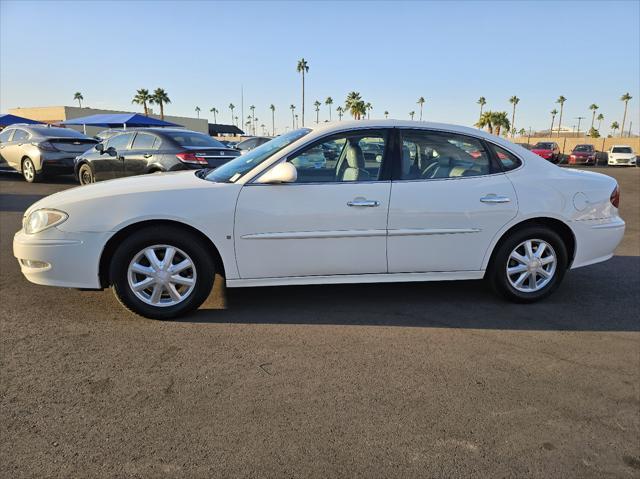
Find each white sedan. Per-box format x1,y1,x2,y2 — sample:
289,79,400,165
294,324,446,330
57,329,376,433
607,145,637,166
14,121,625,319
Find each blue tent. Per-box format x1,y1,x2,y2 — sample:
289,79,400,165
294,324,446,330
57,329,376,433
60,113,180,129
0,113,42,127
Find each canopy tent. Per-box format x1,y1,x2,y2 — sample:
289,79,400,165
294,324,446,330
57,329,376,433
60,113,180,132
208,123,245,135
0,114,42,127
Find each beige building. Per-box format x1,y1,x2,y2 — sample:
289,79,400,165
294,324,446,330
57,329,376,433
8,106,208,136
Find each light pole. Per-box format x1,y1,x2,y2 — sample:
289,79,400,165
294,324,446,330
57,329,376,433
575,116,585,136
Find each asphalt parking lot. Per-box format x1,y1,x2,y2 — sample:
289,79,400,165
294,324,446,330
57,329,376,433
1,167,638,478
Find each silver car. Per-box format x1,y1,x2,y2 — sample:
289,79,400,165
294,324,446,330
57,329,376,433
0,124,97,183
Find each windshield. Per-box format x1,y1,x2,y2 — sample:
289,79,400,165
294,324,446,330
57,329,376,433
534,142,554,149
165,130,225,148
204,128,311,182
612,147,633,154
573,145,593,152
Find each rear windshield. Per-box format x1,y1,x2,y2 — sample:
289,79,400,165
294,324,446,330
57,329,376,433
32,127,88,138
164,131,225,148
612,147,633,154
573,145,593,152
533,142,554,149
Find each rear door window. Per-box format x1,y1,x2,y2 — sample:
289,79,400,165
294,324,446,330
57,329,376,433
12,129,30,141
131,133,158,150
0,129,14,142
491,145,522,171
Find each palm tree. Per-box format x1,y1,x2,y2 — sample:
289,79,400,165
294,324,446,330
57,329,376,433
269,104,276,136
477,97,486,123
476,111,494,134
556,96,567,137
336,106,344,121
588,104,599,130
195,106,201,118
409,111,415,120
234,116,239,127
509,96,520,137
610,121,620,136
492,111,511,136
151,88,170,120
295,114,299,129
314,100,321,123
260,123,266,135
417,96,425,121
518,128,526,137
597,113,604,131
365,102,372,119
290,104,296,129
345,92,366,120
325,97,333,121
384,110,389,119
210,107,218,124
228,103,235,125
131,89,151,115
620,92,632,137
249,105,256,135
296,58,309,127
549,109,558,136
73,92,84,108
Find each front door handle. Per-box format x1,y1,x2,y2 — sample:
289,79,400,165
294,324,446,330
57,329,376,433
480,195,511,204
143,154,152,158
347,199,380,207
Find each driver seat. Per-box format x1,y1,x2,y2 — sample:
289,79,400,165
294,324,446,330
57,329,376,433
340,141,370,181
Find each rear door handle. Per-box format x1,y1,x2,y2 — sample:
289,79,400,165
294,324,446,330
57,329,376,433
347,199,380,207
480,195,511,204
143,154,152,158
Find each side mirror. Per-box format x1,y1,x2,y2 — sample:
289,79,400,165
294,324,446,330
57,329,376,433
95,143,104,153
256,162,297,184
106,146,117,157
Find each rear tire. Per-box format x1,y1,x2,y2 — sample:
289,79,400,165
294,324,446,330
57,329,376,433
487,226,568,303
78,163,95,185
109,226,215,319
22,157,39,183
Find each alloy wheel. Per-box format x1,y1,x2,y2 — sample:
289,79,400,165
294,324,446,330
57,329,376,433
506,239,557,293
23,159,35,182
127,244,197,307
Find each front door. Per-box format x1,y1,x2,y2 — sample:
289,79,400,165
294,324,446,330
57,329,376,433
94,132,134,181
234,129,392,279
124,132,159,177
387,129,518,272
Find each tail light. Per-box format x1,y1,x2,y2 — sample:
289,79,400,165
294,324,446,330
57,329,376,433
610,185,620,208
35,141,58,151
176,152,207,165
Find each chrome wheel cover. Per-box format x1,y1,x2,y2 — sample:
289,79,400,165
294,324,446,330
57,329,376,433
127,244,197,307
506,239,557,293
23,160,35,181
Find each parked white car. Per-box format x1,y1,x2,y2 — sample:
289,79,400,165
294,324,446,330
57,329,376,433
14,121,625,319
607,145,637,166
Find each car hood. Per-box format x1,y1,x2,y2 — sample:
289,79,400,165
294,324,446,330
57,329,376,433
610,152,636,158
25,171,242,233
571,151,593,155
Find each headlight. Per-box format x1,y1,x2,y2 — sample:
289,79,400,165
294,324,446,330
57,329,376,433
23,209,68,234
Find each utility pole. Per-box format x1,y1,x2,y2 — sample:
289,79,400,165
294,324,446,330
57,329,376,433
628,121,632,138
241,85,244,135
575,116,585,136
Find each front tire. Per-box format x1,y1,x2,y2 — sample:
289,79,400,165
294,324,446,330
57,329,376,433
22,157,39,183
109,226,215,319
487,226,568,303
78,163,95,185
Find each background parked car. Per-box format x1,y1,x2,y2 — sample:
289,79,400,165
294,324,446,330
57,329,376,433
531,142,561,163
607,145,637,166
235,136,271,154
74,128,240,184
219,140,239,149
0,124,97,183
568,144,597,165
95,129,126,142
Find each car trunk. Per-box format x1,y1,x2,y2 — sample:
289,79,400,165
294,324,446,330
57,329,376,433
184,147,240,167
50,138,98,154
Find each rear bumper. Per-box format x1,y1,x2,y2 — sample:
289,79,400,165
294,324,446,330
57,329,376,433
13,227,109,288
40,155,76,174
570,216,625,269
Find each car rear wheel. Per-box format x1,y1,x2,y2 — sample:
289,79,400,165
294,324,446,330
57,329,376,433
109,226,215,319
22,157,39,183
78,163,95,185
488,226,568,303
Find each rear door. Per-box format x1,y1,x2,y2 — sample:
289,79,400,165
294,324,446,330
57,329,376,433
124,132,159,176
387,129,518,273
0,128,15,168
1,129,29,168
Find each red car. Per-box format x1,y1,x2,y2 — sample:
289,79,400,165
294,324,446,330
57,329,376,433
531,142,561,163
568,144,597,165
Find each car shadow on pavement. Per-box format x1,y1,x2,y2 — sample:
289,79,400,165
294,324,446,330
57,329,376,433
0,194,49,212
183,256,640,332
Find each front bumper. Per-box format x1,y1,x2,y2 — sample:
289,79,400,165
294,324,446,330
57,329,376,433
570,216,625,269
13,227,110,289
608,157,637,166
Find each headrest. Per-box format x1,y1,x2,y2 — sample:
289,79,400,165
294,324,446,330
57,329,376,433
346,142,365,169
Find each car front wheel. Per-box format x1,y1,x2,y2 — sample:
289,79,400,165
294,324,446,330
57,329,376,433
488,226,568,303
109,226,215,319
